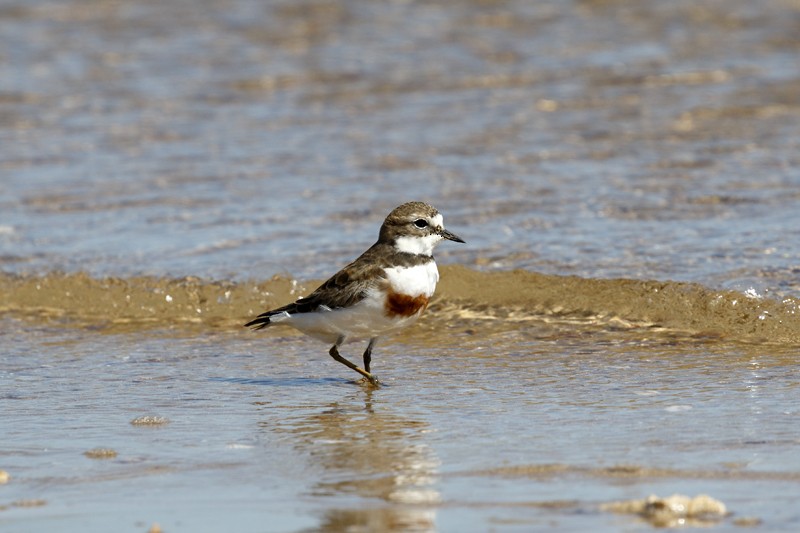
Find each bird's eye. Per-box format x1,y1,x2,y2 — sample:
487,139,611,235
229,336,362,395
413,219,428,228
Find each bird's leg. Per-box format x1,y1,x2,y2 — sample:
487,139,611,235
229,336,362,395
363,337,377,373
328,337,379,386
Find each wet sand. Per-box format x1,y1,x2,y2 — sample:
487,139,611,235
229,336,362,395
3,267,800,343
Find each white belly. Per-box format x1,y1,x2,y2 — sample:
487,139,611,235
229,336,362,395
384,262,439,298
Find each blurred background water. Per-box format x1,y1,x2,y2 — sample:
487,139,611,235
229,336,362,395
2,0,799,293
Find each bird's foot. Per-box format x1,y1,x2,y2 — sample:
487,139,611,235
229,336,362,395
357,374,380,387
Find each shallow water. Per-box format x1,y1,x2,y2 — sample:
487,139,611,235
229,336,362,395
2,0,800,531
3,320,800,532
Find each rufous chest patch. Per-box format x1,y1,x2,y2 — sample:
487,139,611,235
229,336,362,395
384,289,430,318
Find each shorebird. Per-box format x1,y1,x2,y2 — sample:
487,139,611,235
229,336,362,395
245,201,464,385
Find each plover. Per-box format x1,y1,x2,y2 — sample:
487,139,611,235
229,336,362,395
245,201,464,386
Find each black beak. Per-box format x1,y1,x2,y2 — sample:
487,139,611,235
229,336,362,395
439,228,465,243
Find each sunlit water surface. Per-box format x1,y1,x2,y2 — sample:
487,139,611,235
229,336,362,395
3,320,800,531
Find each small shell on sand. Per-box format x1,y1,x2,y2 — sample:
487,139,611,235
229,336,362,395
130,416,170,426
84,448,118,459
733,516,762,527
0,470,10,484
601,493,727,527
12,499,47,508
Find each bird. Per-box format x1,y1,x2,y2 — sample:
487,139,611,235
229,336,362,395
245,201,464,386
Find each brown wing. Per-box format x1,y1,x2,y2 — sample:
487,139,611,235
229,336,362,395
244,244,387,329
302,261,385,309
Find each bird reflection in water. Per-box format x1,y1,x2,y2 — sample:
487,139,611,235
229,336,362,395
268,389,440,532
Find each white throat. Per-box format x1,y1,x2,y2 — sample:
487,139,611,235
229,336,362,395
394,234,442,256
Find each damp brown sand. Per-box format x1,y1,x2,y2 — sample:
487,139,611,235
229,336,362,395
2,267,800,345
